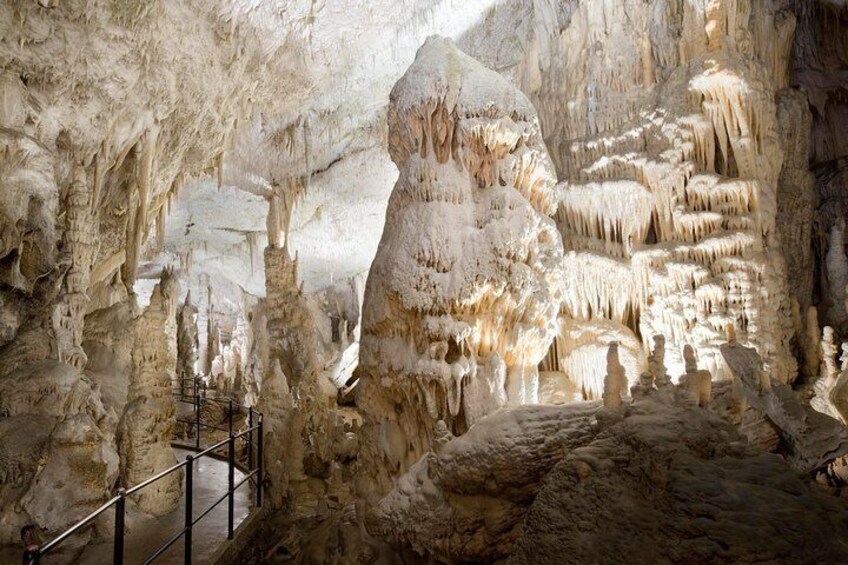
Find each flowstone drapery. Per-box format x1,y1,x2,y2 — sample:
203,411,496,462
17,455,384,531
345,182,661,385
525,0,800,394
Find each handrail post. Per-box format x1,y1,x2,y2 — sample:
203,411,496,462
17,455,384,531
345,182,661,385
184,455,193,564
247,407,254,472
195,384,202,450
228,399,233,436
256,414,263,508
227,432,235,539
114,488,126,565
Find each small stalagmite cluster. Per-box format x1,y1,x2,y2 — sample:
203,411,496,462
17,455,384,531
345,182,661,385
356,36,565,495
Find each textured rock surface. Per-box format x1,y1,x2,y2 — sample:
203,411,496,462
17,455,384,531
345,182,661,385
373,338,848,563
176,292,199,395
511,394,848,565
368,403,601,563
0,361,119,544
2,0,848,561
357,36,565,496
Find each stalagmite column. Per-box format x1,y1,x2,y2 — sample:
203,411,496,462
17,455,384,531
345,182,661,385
821,326,839,385
776,90,817,348
176,291,199,395
826,219,848,330
812,326,844,420
649,335,670,388
118,268,181,515
356,36,565,496
255,360,300,508
804,307,822,380
602,343,625,409
261,216,330,507
680,345,712,407
53,165,97,370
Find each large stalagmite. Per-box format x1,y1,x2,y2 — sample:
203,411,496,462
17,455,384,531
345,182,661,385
117,269,181,515
356,36,565,496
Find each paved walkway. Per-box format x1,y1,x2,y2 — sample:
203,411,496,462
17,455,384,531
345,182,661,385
2,447,250,564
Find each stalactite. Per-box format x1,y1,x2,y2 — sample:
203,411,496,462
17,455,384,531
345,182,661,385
533,0,797,387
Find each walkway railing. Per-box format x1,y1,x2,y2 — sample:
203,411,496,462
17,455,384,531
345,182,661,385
29,376,264,564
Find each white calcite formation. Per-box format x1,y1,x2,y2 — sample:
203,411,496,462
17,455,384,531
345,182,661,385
255,359,298,509
118,269,181,515
356,36,565,495
0,0,320,542
522,0,800,393
262,243,332,507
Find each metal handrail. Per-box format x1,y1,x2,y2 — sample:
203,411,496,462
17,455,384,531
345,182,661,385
31,377,264,564
36,494,122,555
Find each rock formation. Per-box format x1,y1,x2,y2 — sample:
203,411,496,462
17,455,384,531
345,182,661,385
523,0,799,390
262,232,331,509
256,360,298,509
0,361,119,546
601,343,624,409
53,166,98,371
679,344,712,407
511,394,848,565
372,335,848,564
793,0,848,334
176,291,199,396
357,36,565,495
2,1,848,562
118,268,181,515
369,403,601,563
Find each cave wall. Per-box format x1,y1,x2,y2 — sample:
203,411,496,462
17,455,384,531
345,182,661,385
0,0,306,541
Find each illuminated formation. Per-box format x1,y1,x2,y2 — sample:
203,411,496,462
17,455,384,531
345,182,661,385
536,0,799,395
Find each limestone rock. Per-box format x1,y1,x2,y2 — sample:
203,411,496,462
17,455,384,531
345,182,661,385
176,291,199,396
0,361,118,545
719,340,848,473
532,0,799,386
368,403,601,563
511,395,848,565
